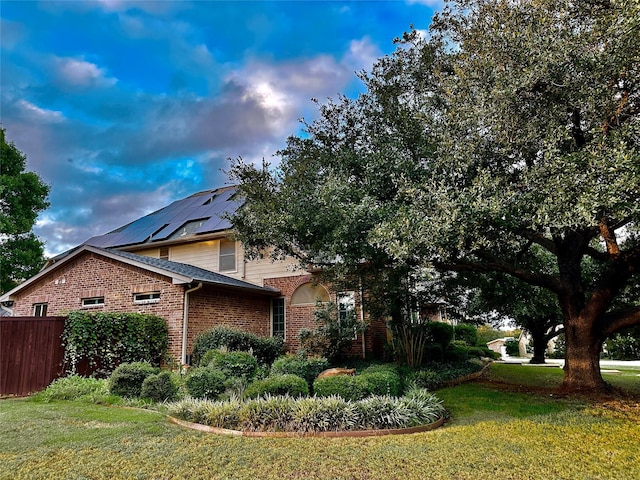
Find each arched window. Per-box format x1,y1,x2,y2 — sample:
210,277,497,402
290,282,330,305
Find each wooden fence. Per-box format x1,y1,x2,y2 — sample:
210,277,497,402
0,316,66,396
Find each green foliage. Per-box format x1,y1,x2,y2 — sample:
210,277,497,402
454,324,478,347
298,302,366,362
270,355,329,390
62,312,168,376
604,326,640,360
445,341,470,362
185,367,227,399
140,371,180,402
32,375,109,403
504,339,520,357
0,129,50,294
313,369,403,401
204,350,259,379
244,374,309,399
108,362,160,398
313,375,365,401
191,326,284,367
407,362,485,391
425,322,454,350
358,371,403,397
167,388,445,433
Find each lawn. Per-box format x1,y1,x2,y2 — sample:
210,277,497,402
1,364,638,480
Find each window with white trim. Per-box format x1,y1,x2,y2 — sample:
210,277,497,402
219,238,236,272
134,292,161,304
271,297,285,339
338,291,357,339
33,303,48,317
81,296,104,308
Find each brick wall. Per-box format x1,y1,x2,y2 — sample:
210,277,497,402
186,286,272,357
263,274,392,358
9,252,187,361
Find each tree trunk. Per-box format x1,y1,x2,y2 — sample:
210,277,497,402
561,317,607,392
529,332,547,364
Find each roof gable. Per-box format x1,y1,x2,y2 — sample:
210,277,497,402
0,245,279,302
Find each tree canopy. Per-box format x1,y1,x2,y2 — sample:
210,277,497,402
0,129,50,294
229,0,639,391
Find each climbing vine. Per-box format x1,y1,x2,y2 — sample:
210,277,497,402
62,311,168,376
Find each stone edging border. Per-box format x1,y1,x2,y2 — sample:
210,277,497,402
167,415,445,438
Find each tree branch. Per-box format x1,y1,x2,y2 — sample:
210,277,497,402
599,307,640,338
433,258,563,294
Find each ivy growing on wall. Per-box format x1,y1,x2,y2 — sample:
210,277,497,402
62,311,168,376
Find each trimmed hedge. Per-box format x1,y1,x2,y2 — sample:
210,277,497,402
204,350,259,379
313,369,403,401
192,327,285,366
108,362,160,398
185,367,227,399
245,374,309,399
270,355,329,390
141,371,180,402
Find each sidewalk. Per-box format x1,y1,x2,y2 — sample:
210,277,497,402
500,357,640,369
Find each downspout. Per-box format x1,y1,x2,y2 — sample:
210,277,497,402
359,276,366,359
182,282,203,365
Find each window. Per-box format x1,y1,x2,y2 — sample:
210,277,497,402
134,292,160,304
337,292,355,322
82,296,104,308
219,239,236,272
33,303,48,317
338,292,357,339
290,282,330,305
271,297,285,339
159,247,170,261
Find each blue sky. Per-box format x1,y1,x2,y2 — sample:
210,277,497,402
1,0,440,256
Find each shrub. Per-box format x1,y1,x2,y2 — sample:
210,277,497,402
185,367,227,399
298,302,366,362
408,362,484,390
33,375,109,402
454,323,478,346
504,339,520,356
140,371,180,402
423,344,444,363
108,362,160,398
314,375,366,401
205,350,259,379
359,371,403,397
245,374,309,399
270,355,329,390
445,342,470,362
425,322,454,350
62,312,168,376
191,327,285,366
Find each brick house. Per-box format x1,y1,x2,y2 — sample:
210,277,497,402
0,186,387,364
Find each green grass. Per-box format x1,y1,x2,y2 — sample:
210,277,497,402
1,364,638,480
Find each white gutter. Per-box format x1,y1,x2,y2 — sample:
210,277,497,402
182,282,203,365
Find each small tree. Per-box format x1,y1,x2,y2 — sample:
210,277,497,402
298,301,366,362
0,129,50,294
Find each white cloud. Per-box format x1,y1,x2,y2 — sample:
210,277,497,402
53,57,117,88
17,100,64,123
342,37,381,73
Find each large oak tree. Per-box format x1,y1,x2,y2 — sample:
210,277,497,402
229,0,639,391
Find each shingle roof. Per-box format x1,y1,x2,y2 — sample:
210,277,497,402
106,248,279,294
85,186,239,249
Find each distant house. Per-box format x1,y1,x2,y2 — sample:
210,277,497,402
0,186,387,364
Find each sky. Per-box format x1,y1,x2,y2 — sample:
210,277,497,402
1,0,441,257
